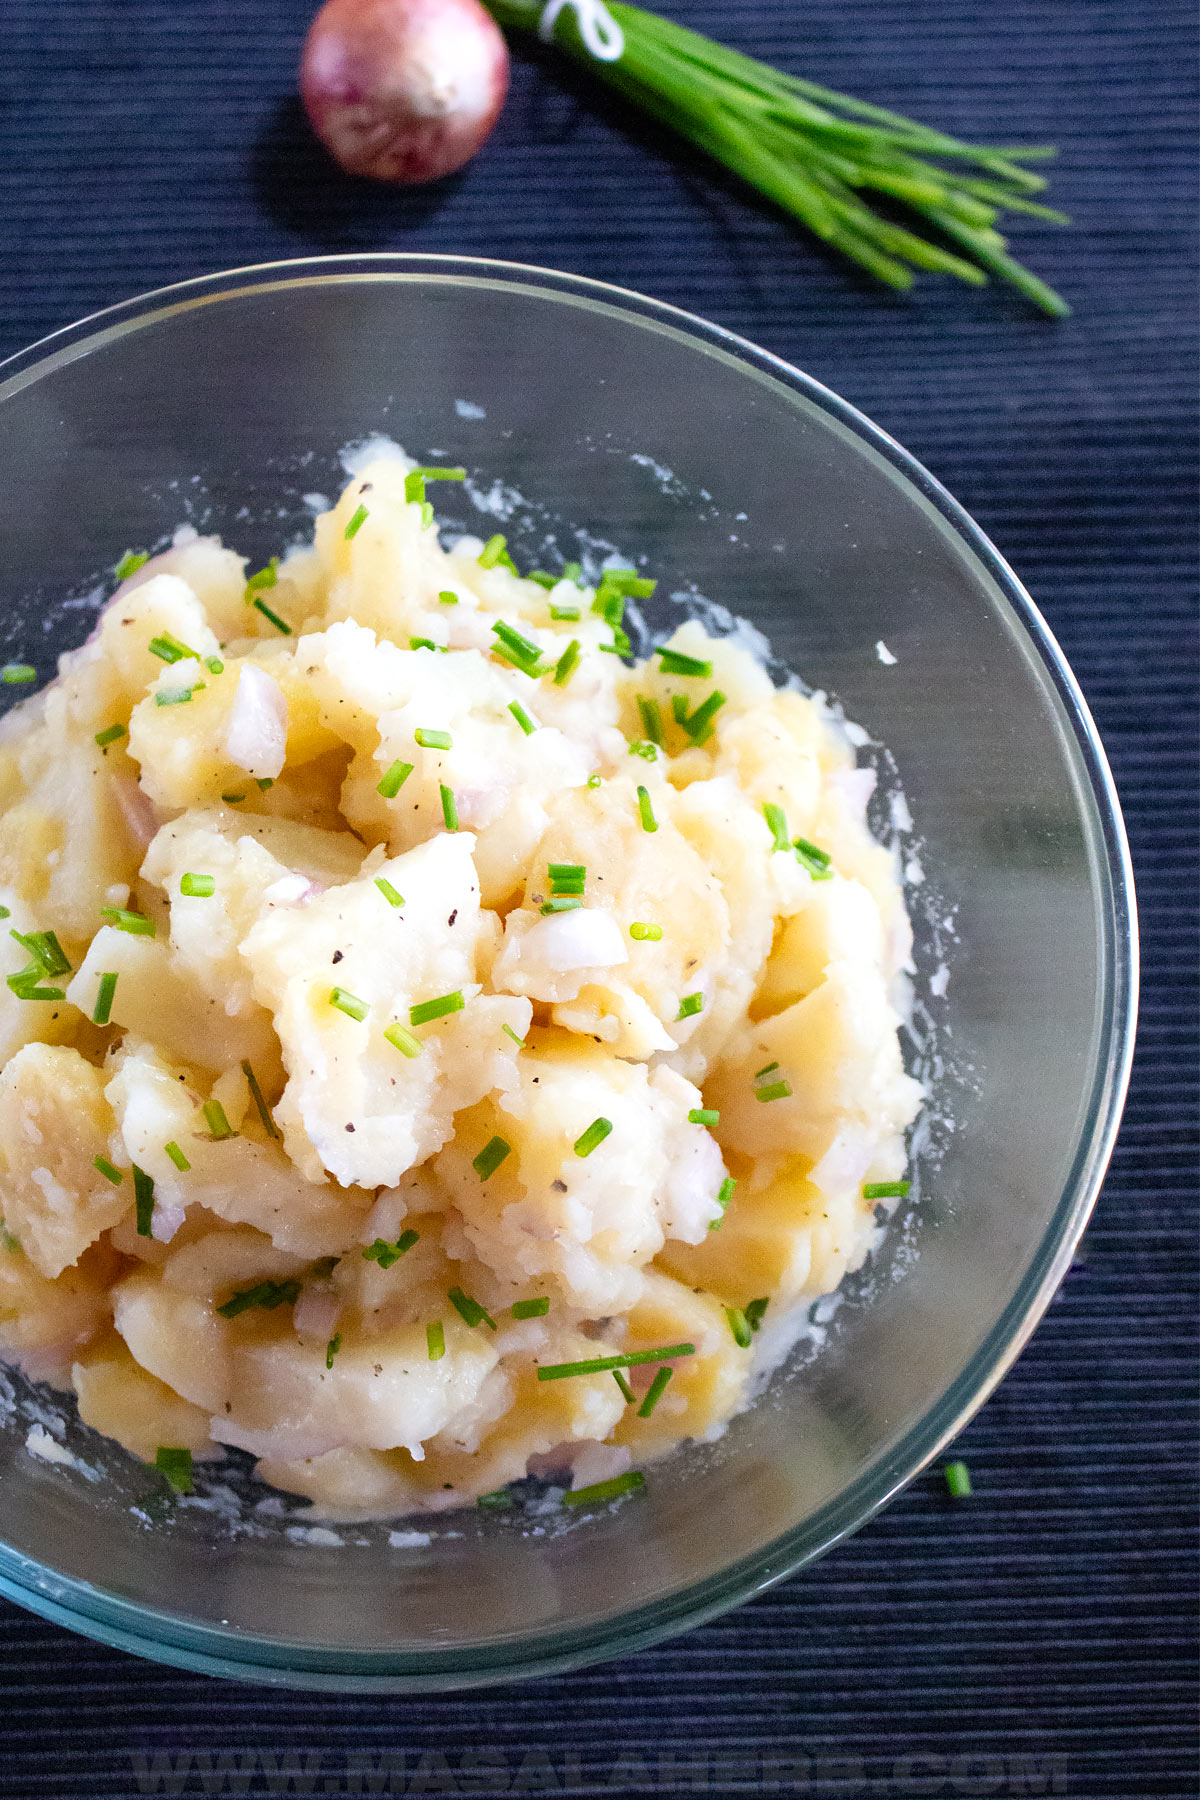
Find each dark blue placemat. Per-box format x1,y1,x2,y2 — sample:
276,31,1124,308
0,1,1196,1795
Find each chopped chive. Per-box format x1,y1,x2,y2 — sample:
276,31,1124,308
553,639,581,686
508,700,537,736
374,876,404,908
410,991,464,1027
528,572,557,590
344,503,369,540
725,1307,753,1349
512,1296,549,1319
205,656,224,675
597,569,656,602
688,1108,719,1126
421,502,435,530
100,907,155,937
409,636,438,652
10,928,70,977
492,619,543,666
155,685,197,707
863,1179,912,1200
179,873,214,898
6,968,64,1001
657,648,711,678
404,471,426,505
744,1297,770,1333
330,986,369,1023
252,598,292,634
573,1117,612,1158
637,696,665,746
587,773,602,788
944,1460,973,1499
164,1141,190,1172
677,993,703,1020
309,1256,339,1281
439,784,458,831
426,1320,445,1361
448,1287,497,1330
221,792,246,805
255,777,274,791
636,786,657,833
707,1174,737,1232
216,1278,301,1319
541,896,583,914
438,590,459,605
363,1230,420,1268
680,689,727,744
94,722,125,748
0,1226,20,1251
637,1366,674,1418
384,1021,422,1059
241,1059,280,1139
133,1164,155,1238
477,1489,512,1509
548,861,585,884
670,695,690,727
502,1023,526,1050
478,534,509,571
793,835,832,869
114,550,149,582
0,907,8,919
562,562,583,585
612,1370,637,1404
147,633,197,664
754,1061,779,1080
414,728,452,750
550,605,581,622
155,1447,193,1494
416,464,467,483
629,740,658,761
763,803,791,852
472,1136,511,1180
377,759,414,799
93,1155,123,1187
325,1334,342,1370
537,1344,695,1382
563,1470,646,1507
201,1098,235,1140
629,921,662,941
755,1081,793,1104
245,558,279,594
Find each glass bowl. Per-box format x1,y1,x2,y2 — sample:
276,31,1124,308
0,256,1136,1690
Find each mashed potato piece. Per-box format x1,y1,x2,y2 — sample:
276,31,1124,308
0,453,921,1516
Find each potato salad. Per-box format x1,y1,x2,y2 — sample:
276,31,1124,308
0,451,921,1517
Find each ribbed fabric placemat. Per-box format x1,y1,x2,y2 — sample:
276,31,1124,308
0,2,1195,1795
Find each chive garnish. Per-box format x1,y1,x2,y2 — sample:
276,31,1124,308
744,1297,770,1333
537,1344,695,1382
763,803,791,852
477,1489,513,1509
344,503,369,540
944,1460,973,1499
754,1061,779,1079
410,991,464,1027
708,1175,737,1232
755,1080,793,1104
252,598,291,634
201,1098,235,1140
253,777,273,793
502,1023,526,1050
636,786,657,833
374,876,404,908
155,1447,193,1494
637,1366,674,1418
553,640,581,686
147,632,197,665
155,685,198,707
410,636,438,652
512,1296,549,1319
548,862,585,892
573,1117,612,1158
384,1021,422,1059
863,1179,912,1200
404,471,425,505
10,928,70,978
679,689,727,744
688,1108,719,1126
94,723,125,748
563,1470,647,1507
206,656,224,675
164,1141,190,1172
478,533,513,572
725,1307,753,1349
528,572,557,590
448,1287,497,1330
221,792,246,804
438,589,459,605
216,1278,301,1319
508,700,537,736
325,1334,342,1370
6,967,64,1001
426,1320,445,1361
363,1230,420,1268
420,501,435,530
550,605,581,622
93,1156,123,1186
596,569,656,602
677,993,703,1020
629,922,662,941
330,987,369,1022
628,740,657,761
657,648,712,678
245,558,279,594
540,896,582,914
114,551,149,582
637,697,665,746
587,773,602,788
440,784,459,831
179,873,214,898
100,905,155,936
562,561,583,585
310,1257,339,1281
0,665,36,685
795,835,835,880
241,1059,280,1139
472,1136,511,1180
377,759,414,799
414,728,452,750
133,1164,155,1238
612,1370,637,1404
492,619,543,667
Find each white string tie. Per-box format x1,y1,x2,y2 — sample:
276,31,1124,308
539,0,625,62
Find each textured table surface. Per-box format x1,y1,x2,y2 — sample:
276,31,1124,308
0,2,1196,1796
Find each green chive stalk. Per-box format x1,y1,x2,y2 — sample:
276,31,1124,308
483,1,1069,314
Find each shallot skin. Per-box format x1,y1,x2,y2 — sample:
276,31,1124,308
300,0,510,184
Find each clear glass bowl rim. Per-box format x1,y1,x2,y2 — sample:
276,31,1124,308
0,254,1138,1691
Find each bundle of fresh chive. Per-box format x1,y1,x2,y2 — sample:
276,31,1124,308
483,0,1069,315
